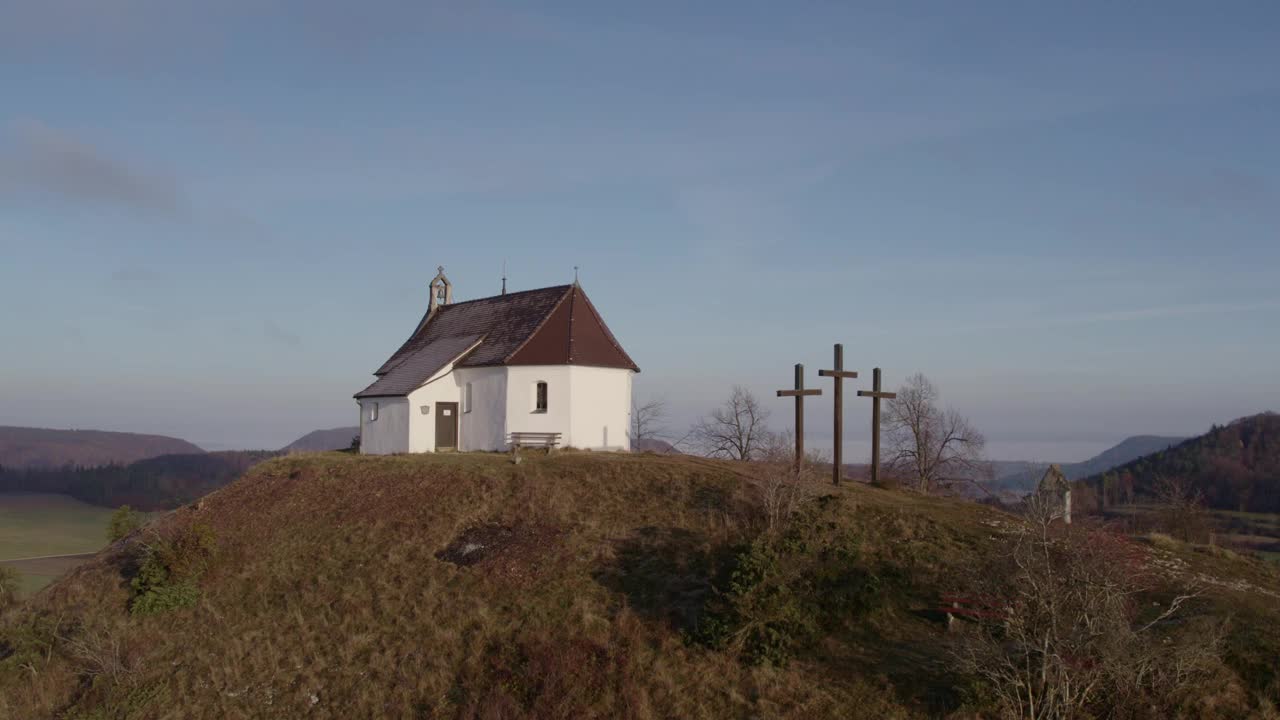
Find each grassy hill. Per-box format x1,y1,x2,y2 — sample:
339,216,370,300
2,453,1278,718
1083,413,1280,513
0,426,204,470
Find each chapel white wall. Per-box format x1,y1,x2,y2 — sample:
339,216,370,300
568,366,633,451
405,372,464,453
456,366,508,451
362,363,634,454
503,365,633,451
358,398,410,455
503,365,573,445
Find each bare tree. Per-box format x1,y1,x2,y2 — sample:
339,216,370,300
752,429,826,533
61,624,136,687
956,498,1221,719
1152,475,1211,543
631,397,669,445
884,373,989,493
689,386,770,461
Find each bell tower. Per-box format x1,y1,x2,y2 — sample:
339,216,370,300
428,266,453,313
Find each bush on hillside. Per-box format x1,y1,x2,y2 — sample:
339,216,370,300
694,497,894,666
129,524,216,615
107,506,142,543
0,611,70,675
0,565,18,613
956,497,1235,719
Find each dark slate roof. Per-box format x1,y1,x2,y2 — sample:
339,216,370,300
354,334,483,398
354,284,638,399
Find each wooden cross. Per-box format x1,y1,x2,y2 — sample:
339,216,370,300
818,344,857,486
776,363,821,474
857,368,896,484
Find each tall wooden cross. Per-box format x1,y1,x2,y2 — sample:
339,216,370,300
818,344,857,485
857,368,897,484
776,363,821,474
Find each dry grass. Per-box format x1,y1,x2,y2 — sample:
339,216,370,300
1,452,1276,719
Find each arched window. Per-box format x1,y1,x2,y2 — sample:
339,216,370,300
368,402,379,422
464,382,473,413
534,381,548,413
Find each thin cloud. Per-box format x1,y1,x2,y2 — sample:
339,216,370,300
1162,169,1276,216
264,319,303,349
946,300,1280,336
0,121,185,216
105,267,172,310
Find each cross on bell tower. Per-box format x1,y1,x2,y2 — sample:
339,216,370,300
428,265,453,314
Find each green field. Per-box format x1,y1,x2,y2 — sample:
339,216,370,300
3,554,96,595
0,492,115,559
1101,503,1280,564
0,492,116,595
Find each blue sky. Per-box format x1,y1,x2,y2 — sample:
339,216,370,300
1,1,1277,458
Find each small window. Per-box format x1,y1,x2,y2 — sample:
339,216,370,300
368,402,379,422
465,382,473,413
535,381,548,413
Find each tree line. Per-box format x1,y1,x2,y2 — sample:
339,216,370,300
1078,413,1280,514
0,451,279,511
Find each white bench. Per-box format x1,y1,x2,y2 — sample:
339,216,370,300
508,432,562,462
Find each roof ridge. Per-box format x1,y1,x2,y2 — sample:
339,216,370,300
441,284,573,309
566,285,577,362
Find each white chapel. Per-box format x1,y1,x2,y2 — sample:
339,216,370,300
354,268,639,454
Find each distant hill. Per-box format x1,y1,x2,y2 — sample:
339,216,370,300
0,450,280,510
0,426,204,470
633,437,680,453
1081,413,1280,513
990,460,1051,482
281,427,359,452
993,435,1187,493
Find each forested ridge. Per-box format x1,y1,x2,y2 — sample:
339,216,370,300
0,451,279,510
1082,413,1280,513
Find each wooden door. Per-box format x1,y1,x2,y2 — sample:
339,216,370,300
435,402,459,450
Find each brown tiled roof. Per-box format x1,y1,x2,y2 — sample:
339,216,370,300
355,284,638,399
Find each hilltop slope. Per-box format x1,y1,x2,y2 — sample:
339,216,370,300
0,426,204,470
1084,413,1280,512
2,453,1277,719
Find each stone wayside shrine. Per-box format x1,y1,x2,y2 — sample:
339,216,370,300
354,267,639,454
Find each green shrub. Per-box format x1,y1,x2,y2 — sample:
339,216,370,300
0,611,69,671
130,582,200,615
107,505,142,543
694,498,892,666
0,565,19,612
129,524,216,615
695,535,815,666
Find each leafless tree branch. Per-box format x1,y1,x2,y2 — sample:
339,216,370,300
631,397,670,444
688,385,771,461
883,373,990,493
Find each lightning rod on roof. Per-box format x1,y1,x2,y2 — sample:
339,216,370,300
501,260,507,295
574,265,579,284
